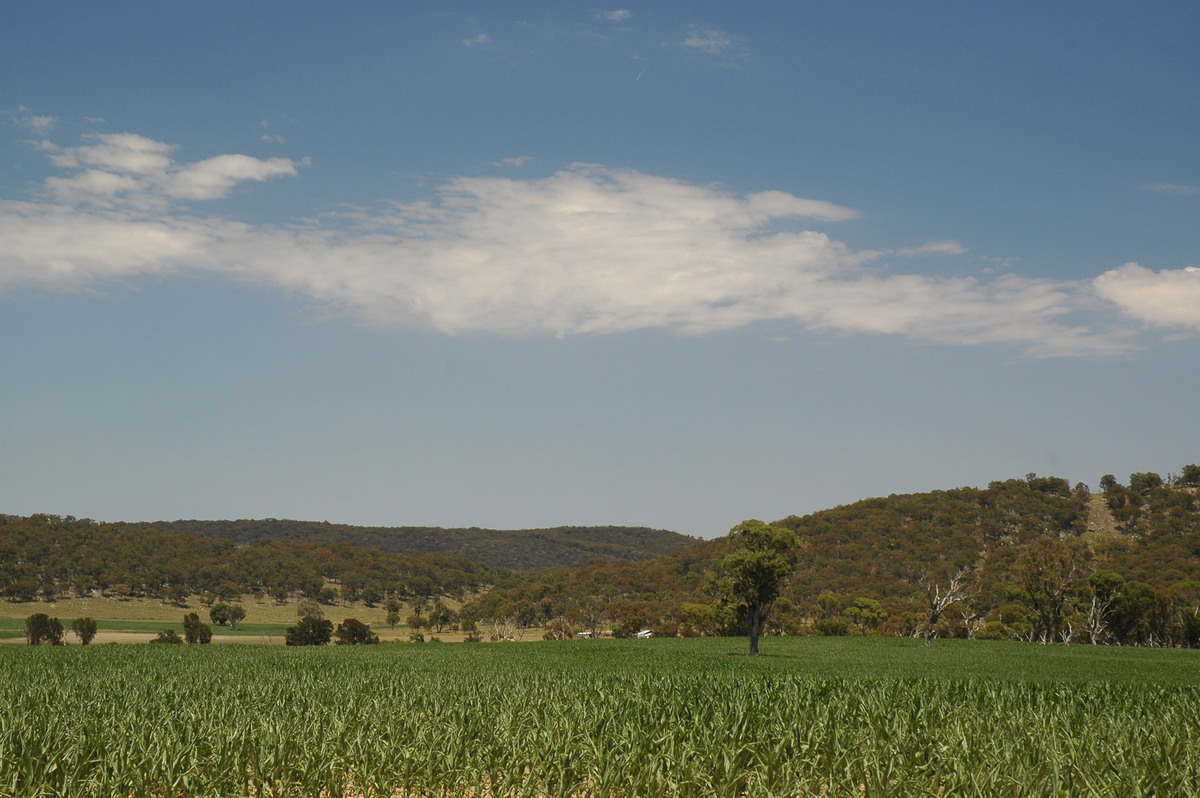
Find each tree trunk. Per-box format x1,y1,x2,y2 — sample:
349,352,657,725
748,604,761,656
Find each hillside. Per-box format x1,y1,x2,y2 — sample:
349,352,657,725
0,514,496,604
133,520,697,571
465,469,1200,646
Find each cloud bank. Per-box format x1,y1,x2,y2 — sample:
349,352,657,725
2,131,1191,356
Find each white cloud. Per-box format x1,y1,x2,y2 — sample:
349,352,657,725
34,132,299,209
1141,182,1197,195
605,10,631,22
496,156,532,167
682,28,733,54
1094,262,1200,331
463,34,490,48
165,154,299,200
0,132,1144,357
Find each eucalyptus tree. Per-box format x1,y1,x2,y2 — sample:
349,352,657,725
706,519,800,656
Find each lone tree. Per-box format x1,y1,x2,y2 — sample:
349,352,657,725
706,519,800,656
71,617,98,645
24,613,64,646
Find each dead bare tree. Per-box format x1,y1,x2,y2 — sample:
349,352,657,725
918,567,974,647
1084,591,1117,645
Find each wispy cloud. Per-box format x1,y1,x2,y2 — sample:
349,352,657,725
496,156,532,167
681,28,733,55
25,115,58,132
605,10,631,22
260,120,285,145
0,130,1161,357
7,107,58,132
462,33,490,48
1141,182,1197,195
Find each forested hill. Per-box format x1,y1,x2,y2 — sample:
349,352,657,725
466,469,1200,646
0,514,496,604
131,520,697,571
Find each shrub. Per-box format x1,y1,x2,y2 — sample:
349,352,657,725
335,618,379,645
814,618,850,637
183,612,213,644
286,616,333,646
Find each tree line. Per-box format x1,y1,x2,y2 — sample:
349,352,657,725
7,466,1200,649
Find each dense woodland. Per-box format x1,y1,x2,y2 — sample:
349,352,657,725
4,465,1200,647
132,520,695,571
0,517,498,606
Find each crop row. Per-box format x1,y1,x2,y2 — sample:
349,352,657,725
1,642,1198,796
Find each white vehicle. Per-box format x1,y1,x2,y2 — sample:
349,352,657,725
634,629,653,639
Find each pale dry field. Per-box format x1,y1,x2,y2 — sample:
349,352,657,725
0,594,472,644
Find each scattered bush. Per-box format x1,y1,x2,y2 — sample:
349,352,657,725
24,613,64,646
71,617,98,645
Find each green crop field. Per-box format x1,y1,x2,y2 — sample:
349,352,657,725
2,637,1198,796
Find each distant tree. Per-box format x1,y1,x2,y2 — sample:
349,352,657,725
150,629,183,644
360,584,383,607
844,597,888,635
228,604,246,630
334,618,380,645
182,612,213,644
162,585,188,606
1129,472,1164,494
71,616,98,645
209,603,231,626
24,613,64,646
385,610,401,628
1099,474,1119,492
1014,537,1091,643
296,599,325,621
428,599,456,633
1178,464,1200,487
285,616,333,646
542,618,574,641
705,520,800,656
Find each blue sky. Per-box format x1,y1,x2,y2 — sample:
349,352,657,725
2,2,1198,539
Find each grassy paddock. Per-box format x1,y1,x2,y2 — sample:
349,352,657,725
0,596,415,642
1,637,1198,796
